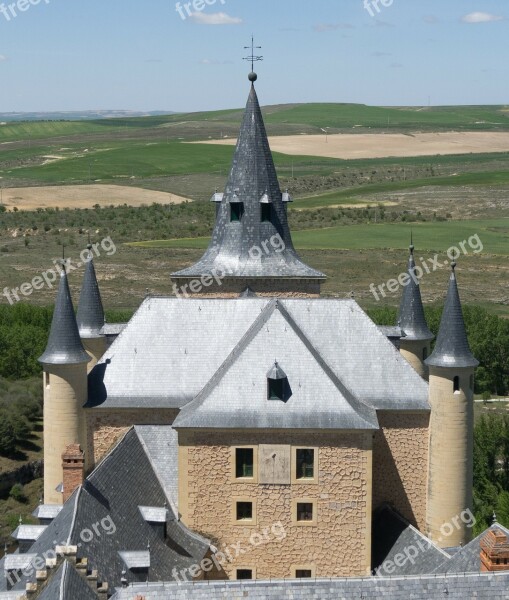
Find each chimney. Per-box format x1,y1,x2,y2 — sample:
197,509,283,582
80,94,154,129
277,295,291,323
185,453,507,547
62,444,84,503
480,527,509,572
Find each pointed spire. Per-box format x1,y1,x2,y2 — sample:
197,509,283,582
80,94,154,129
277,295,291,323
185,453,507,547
172,76,324,282
397,240,434,341
76,243,105,339
425,263,479,368
39,263,91,366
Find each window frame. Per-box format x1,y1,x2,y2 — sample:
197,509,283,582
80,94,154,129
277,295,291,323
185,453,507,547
261,203,272,223
231,446,258,483
292,565,315,578
230,202,244,222
453,376,460,393
267,377,285,401
236,567,256,580
232,497,257,526
292,498,317,526
291,447,318,485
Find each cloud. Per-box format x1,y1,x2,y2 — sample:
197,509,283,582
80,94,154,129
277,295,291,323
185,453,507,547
313,22,354,32
0,55,7,62
190,12,242,25
423,15,439,25
372,51,392,57
199,59,234,65
461,12,504,23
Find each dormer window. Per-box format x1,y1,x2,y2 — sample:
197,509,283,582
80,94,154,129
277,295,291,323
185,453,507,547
453,376,460,393
282,189,293,203
261,204,272,223
230,202,244,222
267,361,290,402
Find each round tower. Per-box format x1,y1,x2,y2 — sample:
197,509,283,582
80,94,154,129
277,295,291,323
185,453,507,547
425,263,478,548
397,241,434,379
76,244,106,371
39,264,91,504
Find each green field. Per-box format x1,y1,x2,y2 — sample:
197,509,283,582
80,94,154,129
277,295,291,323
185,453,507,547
130,218,509,255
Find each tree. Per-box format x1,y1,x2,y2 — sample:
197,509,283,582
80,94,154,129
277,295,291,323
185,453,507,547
0,415,16,456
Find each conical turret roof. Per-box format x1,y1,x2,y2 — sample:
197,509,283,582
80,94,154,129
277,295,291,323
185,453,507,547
39,265,91,366
397,244,434,341
172,76,325,281
425,264,478,369
77,248,105,339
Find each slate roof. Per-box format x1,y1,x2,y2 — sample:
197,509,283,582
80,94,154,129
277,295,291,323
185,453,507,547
397,245,434,342
426,265,479,368
110,572,509,599
38,560,98,600
372,504,450,577
87,298,429,413
32,505,63,520
38,267,90,366
174,301,379,430
2,428,209,593
433,522,509,574
10,525,47,542
76,251,105,339
171,80,324,282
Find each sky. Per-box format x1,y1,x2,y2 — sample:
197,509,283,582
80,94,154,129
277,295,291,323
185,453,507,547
0,0,507,112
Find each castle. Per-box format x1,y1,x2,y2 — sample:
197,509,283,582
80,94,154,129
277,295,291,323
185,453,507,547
2,71,508,599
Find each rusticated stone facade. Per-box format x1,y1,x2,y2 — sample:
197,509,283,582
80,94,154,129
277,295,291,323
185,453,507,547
87,408,178,467
372,411,430,532
178,430,373,579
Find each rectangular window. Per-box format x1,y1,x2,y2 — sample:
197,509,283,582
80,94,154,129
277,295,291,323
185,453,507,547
236,448,254,478
296,502,313,522
261,203,271,222
296,449,314,479
230,202,243,222
236,501,253,521
295,569,312,578
236,569,253,580
268,378,284,400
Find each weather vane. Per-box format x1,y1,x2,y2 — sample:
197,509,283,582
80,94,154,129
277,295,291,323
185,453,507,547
243,36,263,74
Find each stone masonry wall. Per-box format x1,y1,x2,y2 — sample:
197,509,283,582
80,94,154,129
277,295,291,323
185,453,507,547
372,411,430,531
86,409,178,467
179,430,372,579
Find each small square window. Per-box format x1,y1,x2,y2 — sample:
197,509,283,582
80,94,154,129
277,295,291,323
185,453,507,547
230,202,244,222
296,449,314,479
295,569,312,578
236,569,253,580
261,204,272,223
297,502,313,522
236,448,254,478
236,501,253,521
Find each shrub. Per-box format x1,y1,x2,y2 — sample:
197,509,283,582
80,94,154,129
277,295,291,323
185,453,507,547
9,483,27,503
0,415,16,456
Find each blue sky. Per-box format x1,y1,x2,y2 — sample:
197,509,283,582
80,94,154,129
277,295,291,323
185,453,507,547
0,0,507,112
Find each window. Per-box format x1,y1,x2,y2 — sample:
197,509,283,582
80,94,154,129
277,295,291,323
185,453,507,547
236,501,253,521
296,449,314,480
230,202,244,222
236,448,254,478
295,569,312,578
261,204,271,223
297,502,313,522
236,569,253,580
453,376,460,392
268,378,284,401
292,499,317,526
45,372,50,388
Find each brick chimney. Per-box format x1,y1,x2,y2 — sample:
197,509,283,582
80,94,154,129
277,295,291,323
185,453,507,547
61,444,85,503
480,527,509,572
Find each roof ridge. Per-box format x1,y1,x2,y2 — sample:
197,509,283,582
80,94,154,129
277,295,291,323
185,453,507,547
276,301,378,428
66,486,83,546
174,300,278,425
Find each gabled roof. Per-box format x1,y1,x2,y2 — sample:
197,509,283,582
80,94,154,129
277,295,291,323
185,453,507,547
38,267,90,366
425,265,479,368
11,525,47,541
32,504,63,520
172,80,324,281
397,245,434,342
174,301,378,430
87,297,429,412
38,560,98,600
76,250,105,339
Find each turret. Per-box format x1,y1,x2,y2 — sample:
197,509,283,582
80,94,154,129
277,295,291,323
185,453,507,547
397,241,434,378
76,244,106,371
425,262,478,548
39,263,90,504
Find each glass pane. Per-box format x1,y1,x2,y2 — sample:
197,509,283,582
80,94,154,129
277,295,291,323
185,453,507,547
268,378,284,400
237,502,253,520
236,448,254,478
261,204,271,222
231,203,243,222
296,449,314,479
296,570,312,578
237,569,253,580
297,503,313,521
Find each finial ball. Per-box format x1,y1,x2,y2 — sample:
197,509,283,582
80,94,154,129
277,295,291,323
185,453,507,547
248,72,258,82
451,261,457,271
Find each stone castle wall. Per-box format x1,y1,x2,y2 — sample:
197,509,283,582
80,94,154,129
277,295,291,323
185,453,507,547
372,411,430,531
179,430,372,579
